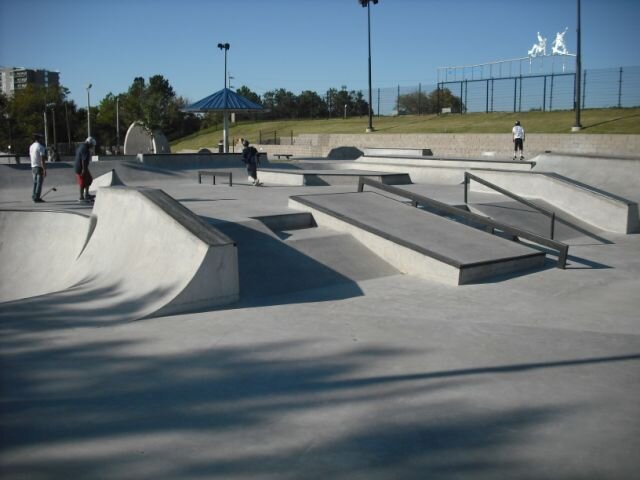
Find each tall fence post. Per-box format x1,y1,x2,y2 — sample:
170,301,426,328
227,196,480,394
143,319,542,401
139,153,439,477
486,79,490,113
418,83,422,115
464,79,468,113
618,67,623,108
513,77,517,112
460,81,464,114
582,69,587,109
519,75,523,112
550,74,555,111
543,76,547,112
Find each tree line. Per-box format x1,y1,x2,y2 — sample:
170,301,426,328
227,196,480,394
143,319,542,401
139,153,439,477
0,74,462,154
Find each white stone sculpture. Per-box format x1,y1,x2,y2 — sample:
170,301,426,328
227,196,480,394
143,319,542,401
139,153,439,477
528,32,547,58
552,27,570,55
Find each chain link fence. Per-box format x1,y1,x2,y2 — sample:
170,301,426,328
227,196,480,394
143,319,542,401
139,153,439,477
366,66,640,115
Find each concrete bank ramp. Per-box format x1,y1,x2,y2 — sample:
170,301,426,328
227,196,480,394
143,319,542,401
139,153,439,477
289,192,545,285
0,187,239,321
89,168,126,193
469,169,639,234
341,156,534,185
532,152,640,204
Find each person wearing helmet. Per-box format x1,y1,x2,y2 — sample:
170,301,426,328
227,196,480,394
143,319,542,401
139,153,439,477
512,121,525,160
241,138,262,186
74,136,96,202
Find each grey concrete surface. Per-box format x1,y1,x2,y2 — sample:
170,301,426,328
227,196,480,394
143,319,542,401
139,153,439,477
1,156,639,479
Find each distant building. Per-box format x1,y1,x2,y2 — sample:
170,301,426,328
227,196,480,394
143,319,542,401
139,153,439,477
0,67,60,97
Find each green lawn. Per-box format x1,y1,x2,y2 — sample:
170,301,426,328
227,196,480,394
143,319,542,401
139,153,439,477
171,108,640,151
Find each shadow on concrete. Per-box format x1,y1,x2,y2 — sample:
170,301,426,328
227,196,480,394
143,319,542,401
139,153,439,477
204,218,365,309
1,334,636,479
0,280,175,331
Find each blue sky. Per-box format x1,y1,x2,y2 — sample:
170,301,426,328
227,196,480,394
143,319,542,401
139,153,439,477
1,0,639,107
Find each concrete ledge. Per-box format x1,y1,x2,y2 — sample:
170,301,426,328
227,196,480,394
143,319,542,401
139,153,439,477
289,191,545,285
469,169,639,234
259,168,411,186
363,147,433,157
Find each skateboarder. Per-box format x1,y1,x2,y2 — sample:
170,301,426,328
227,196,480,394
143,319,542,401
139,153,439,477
29,133,47,203
75,137,96,201
241,139,262,186
512,121,525,160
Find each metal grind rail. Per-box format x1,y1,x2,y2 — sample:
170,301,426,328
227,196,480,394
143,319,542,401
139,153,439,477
464,171,557,239
357,177,568,269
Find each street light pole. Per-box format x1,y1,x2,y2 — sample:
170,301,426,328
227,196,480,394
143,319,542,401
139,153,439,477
359,0,378,132
217,42,230,152
116,96,120,153
86,83,92,137
573,0,582,131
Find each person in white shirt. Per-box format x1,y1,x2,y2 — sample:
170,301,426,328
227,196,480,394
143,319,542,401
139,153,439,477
29,133,48,202
512,121,525,160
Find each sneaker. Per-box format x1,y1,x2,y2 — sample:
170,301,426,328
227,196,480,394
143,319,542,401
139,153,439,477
520,156,525,161
34,198,45,203
513,155,517,160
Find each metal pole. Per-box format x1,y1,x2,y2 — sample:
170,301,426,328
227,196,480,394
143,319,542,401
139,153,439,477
366,1,374,132
65,102,71,148
51,107,57,148
43,110,48,148
618,67,623,108
86,84,92,138
116,96,120,151
573,0,582,130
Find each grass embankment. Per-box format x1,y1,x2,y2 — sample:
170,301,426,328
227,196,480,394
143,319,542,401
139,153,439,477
171,108,640,151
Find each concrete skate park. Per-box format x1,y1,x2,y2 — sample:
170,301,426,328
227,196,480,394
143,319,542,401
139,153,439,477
1,136,639,479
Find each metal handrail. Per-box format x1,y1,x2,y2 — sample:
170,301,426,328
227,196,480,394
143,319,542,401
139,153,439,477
464,171,556,239
357,176,569,269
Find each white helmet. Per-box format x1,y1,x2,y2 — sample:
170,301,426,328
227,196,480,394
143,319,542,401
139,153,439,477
86,136,96,146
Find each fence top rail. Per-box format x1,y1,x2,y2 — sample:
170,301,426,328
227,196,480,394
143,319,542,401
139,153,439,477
357,176,568,268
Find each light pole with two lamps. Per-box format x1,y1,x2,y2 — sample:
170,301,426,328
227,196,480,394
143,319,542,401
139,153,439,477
217,42,230,152
359,0,378,133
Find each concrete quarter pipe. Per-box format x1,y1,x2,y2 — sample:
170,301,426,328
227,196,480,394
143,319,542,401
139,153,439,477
0,187,239,321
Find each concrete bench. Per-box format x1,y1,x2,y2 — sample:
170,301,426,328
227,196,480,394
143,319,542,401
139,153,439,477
273,154,293,160
198,170,233,186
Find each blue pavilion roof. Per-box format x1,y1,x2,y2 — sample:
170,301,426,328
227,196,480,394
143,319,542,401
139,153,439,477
184,88,264,112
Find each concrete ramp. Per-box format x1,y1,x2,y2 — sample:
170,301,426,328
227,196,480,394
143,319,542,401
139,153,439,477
0,187,239,320
89,168,126,193
338,157,534,185
289,192,545,285
468,169,639,234
532,152,640,204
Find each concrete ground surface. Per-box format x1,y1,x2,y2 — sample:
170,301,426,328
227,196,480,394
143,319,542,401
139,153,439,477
1,156,639,479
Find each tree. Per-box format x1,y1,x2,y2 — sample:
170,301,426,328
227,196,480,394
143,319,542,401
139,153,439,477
297,90,327,119
397,91,431,115
397,88,463,114
432,88,464,113
262,88,298,119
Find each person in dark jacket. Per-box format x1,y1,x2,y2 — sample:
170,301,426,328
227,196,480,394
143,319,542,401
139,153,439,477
74,137,96,201
241,139,262,186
